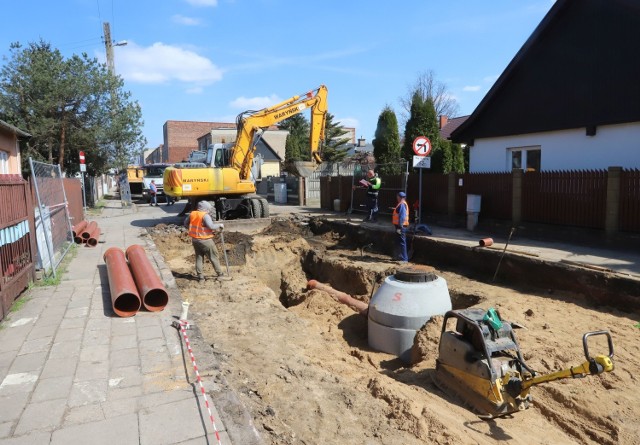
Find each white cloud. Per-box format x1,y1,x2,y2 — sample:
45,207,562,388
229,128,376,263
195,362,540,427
184,0,218,6
186,87,204,94
172,15,202,26
116,41,223,85
463,85,481,92
336,117,359,130
483,74,499,83
229,95,282,110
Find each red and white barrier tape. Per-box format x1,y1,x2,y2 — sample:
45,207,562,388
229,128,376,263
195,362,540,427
178,320,222,445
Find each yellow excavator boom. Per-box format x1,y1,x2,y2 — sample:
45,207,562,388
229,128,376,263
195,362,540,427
232,85,328,180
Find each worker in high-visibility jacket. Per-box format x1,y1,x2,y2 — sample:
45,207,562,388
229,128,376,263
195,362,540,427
183,201,224,283
392,191,409,263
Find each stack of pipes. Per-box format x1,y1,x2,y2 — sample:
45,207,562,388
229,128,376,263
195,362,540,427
103,244,169,317
72,221,101,247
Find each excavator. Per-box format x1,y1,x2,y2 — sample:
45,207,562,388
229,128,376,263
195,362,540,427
163,85,328,220
433,308,614,419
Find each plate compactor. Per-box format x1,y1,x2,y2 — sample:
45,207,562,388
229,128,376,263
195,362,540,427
433,308,614,419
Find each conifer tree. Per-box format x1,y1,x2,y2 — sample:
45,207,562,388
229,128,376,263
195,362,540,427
372,106,402,175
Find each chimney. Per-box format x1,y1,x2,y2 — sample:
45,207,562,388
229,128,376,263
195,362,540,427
357,137,366,147
439,115,448,129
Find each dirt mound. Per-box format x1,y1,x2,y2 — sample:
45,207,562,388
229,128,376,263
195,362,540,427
410,316,444,365
260,217,310,238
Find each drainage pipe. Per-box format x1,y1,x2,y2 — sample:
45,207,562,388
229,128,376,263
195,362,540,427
82,221,98,239
126,244,169,312
307,280,369,316
103,247,141,317
87,225,101,247
72,221,88,238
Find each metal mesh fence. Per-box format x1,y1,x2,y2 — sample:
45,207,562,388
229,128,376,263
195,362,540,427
349,161,409,215
29,158,74,277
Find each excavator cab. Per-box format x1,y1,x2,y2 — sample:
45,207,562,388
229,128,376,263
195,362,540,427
212,144,232,168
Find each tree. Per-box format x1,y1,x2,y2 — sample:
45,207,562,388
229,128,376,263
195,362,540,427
402,92,439,172
321,113,351,163
0,40,145,176
280,114,310,161
399,70,459,126
372,106,402,175
450,141,466,173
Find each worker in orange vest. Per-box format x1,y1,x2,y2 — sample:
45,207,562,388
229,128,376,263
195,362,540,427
392,191,409,263
183,201,225,283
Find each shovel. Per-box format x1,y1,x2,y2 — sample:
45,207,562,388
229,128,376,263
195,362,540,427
219,230,230,276
492,227,516,282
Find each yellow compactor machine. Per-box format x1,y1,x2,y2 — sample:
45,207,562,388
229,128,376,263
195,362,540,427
433,308,614,418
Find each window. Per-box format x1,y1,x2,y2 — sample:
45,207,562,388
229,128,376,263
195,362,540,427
511,151,522,169
507,146,541,172
0,151,9,174
526,149,541,172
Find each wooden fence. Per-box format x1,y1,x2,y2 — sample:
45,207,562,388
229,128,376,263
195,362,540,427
321,167,640,234
522,170,607,229
0,175,36,321
455,172,512,220
619,169,640,233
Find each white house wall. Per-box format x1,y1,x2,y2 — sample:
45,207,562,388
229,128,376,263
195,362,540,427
469,122,640,172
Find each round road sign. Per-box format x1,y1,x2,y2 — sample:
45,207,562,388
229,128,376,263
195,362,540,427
412,136,431,156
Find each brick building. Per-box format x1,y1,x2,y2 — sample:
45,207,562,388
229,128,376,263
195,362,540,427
162,121,234,163
144,144,164,164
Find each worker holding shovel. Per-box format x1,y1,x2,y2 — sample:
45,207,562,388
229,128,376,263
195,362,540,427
184,201,225,283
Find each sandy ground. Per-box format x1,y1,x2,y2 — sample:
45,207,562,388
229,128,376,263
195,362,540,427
150,217,640,445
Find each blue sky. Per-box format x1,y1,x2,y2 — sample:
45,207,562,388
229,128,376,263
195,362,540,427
0,0,554,150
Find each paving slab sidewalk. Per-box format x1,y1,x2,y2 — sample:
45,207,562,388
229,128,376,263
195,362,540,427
0,200,233,445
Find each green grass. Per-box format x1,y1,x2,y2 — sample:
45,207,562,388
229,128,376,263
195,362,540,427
634,322,640,329
9,295,29,313
86,199,106,216
34,243,78,287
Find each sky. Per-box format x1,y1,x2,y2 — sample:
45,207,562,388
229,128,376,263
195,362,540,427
0,0,555,150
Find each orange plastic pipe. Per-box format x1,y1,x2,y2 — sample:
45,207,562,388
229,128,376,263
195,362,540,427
307,280,369,316
72,221,88,237
82,221,97,239
103,247,141,317
87,225,101,247
479,238,494,247
126,244,169,312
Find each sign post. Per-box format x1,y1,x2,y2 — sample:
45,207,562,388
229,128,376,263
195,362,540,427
412,137,431,225
79,151,87,214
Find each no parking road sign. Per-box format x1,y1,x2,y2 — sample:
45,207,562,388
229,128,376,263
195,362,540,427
412,136,431,156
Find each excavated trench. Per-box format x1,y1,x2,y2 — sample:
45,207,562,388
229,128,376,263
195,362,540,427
149,217,640,445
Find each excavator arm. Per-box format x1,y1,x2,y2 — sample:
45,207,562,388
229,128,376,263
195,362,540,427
232,85,328,180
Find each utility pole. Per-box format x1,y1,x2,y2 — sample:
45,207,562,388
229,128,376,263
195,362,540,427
102,22,127,75
102,22,128,169
103,22,115,74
